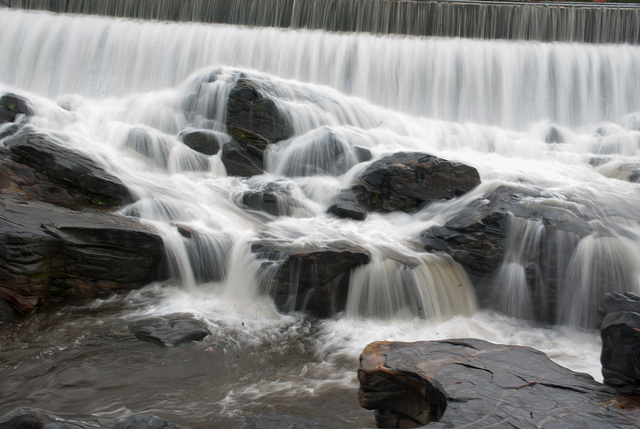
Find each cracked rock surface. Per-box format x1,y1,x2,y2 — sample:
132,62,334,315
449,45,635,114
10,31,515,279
358,339,640,428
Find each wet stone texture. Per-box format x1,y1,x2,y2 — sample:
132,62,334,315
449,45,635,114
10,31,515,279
358,339,640,428
599,292,640,395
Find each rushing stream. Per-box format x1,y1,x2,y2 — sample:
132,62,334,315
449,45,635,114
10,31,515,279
1,4,639,428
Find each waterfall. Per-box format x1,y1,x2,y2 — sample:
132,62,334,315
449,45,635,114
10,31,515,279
5,0,640,44
3,4,639,425
2,9,640,130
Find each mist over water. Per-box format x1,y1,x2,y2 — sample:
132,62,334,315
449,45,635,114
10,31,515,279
1,6,640,428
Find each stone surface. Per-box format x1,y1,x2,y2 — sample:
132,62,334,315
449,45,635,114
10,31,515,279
0,92,34,126
359,339,640,428
226,79,293,145
221,130,268,177
179,128,221,155
599,292,640,395
420,185,594,324
0,197,167,314
354,152,480,213
5,126,133,207
252,240,371,317
327,186,368,221
129,314,212,347
0,407,178,429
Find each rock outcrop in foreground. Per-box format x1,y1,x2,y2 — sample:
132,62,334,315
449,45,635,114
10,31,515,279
359,339,640,428
599,292,640,395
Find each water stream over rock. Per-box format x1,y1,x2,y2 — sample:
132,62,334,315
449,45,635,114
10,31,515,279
1,3,639,428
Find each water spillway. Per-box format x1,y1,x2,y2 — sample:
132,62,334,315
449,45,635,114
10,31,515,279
4,0,640,44
0,3,639,428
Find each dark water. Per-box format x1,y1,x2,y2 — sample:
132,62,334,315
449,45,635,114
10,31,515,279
0,289,374,428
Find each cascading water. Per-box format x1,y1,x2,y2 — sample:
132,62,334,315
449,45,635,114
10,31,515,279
1,4,639,428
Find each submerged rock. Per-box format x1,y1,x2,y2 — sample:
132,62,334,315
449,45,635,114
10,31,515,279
129,314,211,347
359,339,639,428
5,126,133,207
599,292,640,395
252,240,371,317
0,197,167,314
354,151,480,213
0,407,178,429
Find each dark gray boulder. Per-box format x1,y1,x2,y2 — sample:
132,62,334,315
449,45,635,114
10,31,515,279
221,126,269,177
179,128,221,155
5,126,133,207
359,339,640,428
0,197,167,314
327,186,368,221
599,292,640,395
226,79,293,145
354,152,480,213
129,314,211,347
0,93,34,126
0,407,178,429
252,239,371,317
420,185,593,324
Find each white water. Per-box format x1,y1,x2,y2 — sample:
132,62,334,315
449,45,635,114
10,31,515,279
2,7,640,423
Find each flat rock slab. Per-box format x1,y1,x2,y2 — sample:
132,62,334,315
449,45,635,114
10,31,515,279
358,339,640,428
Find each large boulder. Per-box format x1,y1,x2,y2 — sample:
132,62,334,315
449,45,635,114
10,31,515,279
5,126,133,207
354,152,480,214
359,339,640,428
0,197,167,314
226,79,293,145
599,292,640,395
0,407,178,429
420,185,594,324
251,239,371,317
222,79,294,177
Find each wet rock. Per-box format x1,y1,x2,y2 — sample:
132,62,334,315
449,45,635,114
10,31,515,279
354,152,480,213
179,128,221,155
244,412,326,429
0,298,17,323
599,292,640,395
358,339,640,428
252,240,371,317
420,185,593,324
221,137,266,177
277,127,372,177
129,314,211,347
124,127,170,169
545,125,565,144
0,407,178,429
0,197,167,314
5,126,133,207
176,226,232,283
0,92,34,126
328,186,367,221
226,79,293,145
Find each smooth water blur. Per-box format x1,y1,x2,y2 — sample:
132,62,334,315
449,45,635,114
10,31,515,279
1,7,639,428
